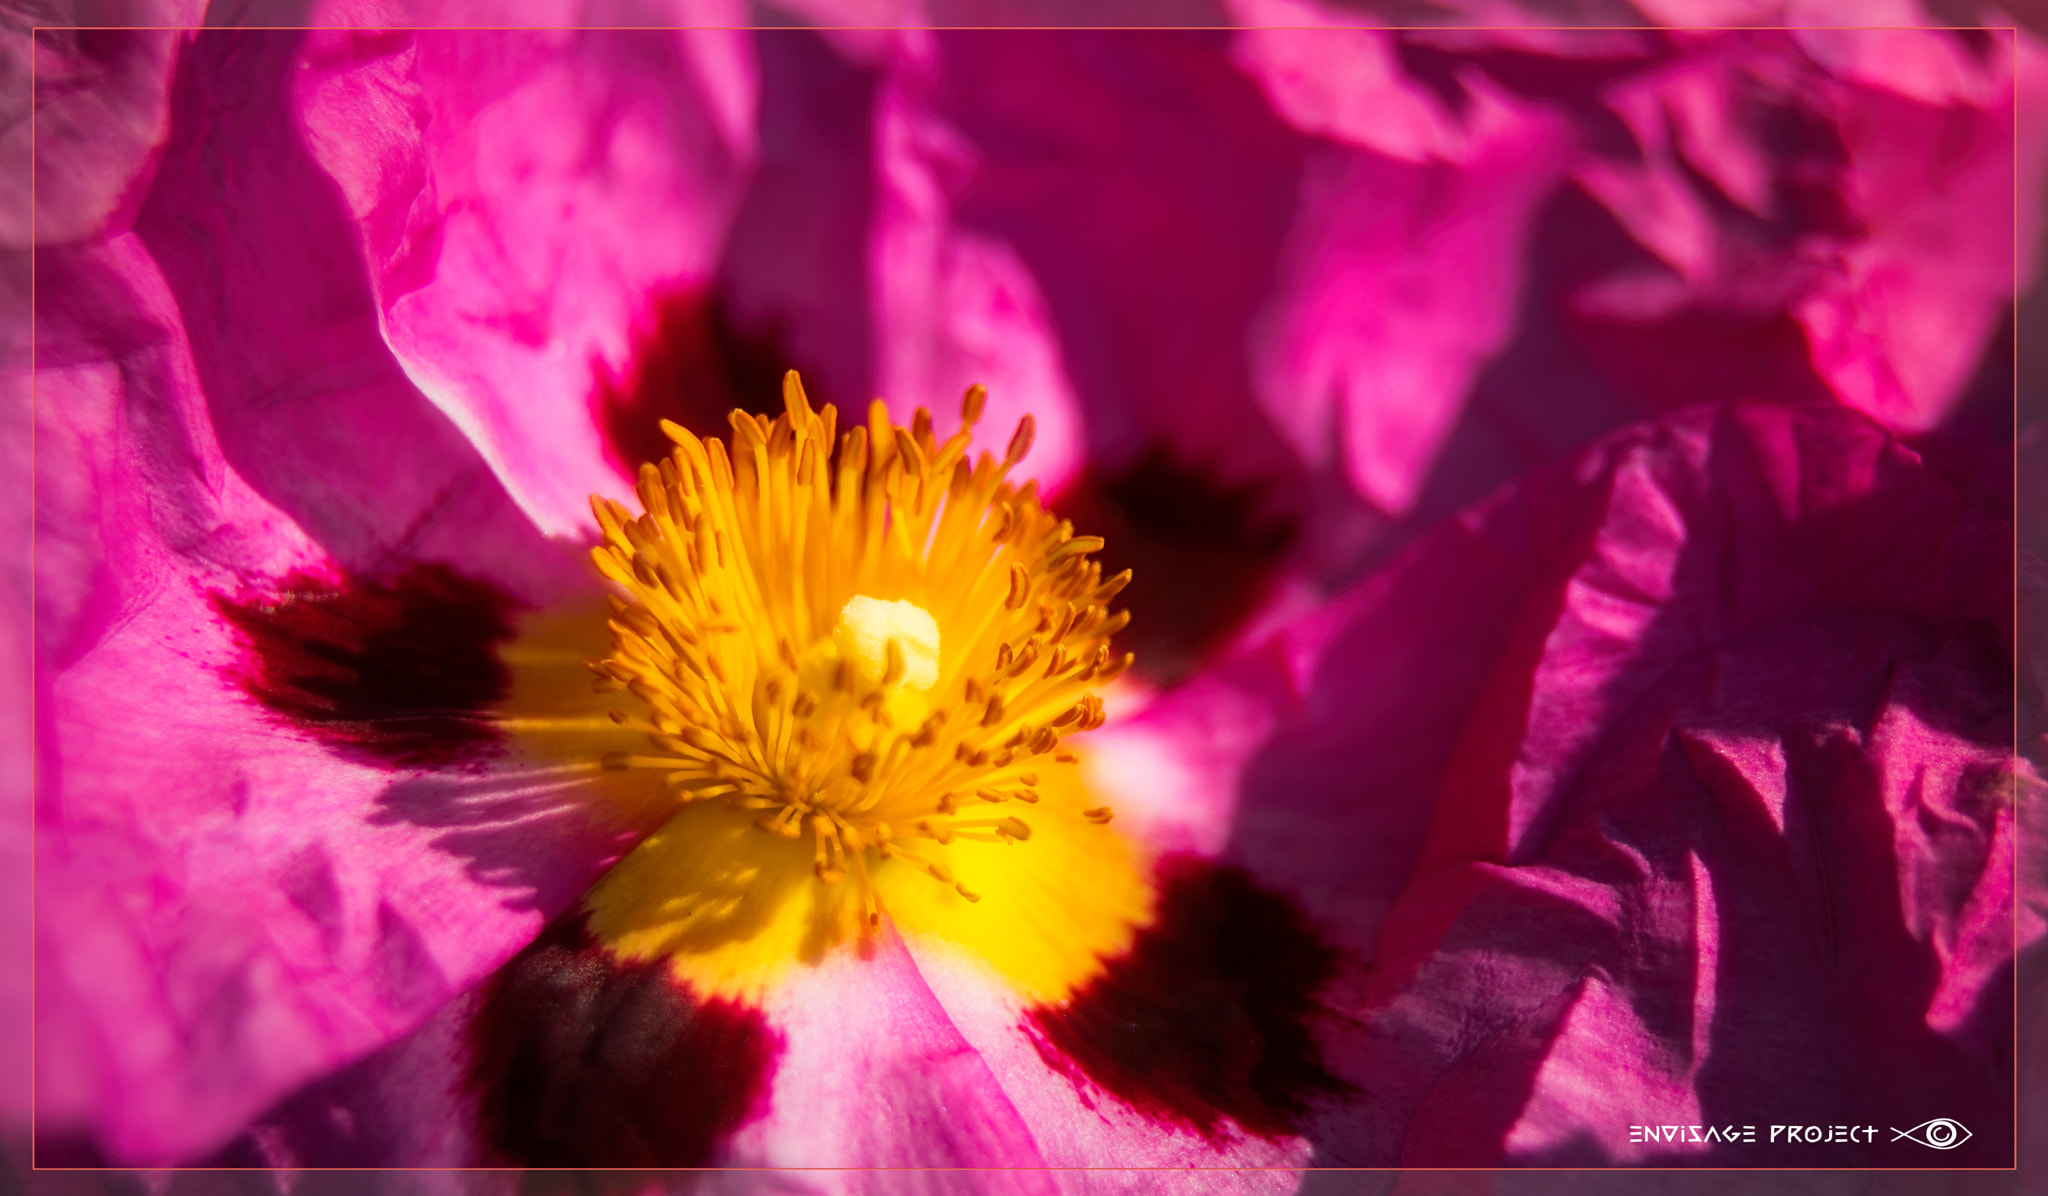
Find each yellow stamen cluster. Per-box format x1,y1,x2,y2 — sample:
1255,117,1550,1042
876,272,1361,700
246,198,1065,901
587,372,1131,928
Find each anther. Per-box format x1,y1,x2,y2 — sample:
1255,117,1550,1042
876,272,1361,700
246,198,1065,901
586,371,1131,924
1004,414,1035,467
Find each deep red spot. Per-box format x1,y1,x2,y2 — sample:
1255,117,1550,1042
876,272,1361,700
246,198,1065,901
593,288,807,475
210,563,517,770
465,914,783,1168
1054,451,1297,685
1026,856,1349,1142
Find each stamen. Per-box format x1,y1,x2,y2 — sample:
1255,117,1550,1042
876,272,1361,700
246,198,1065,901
587,373,1131,930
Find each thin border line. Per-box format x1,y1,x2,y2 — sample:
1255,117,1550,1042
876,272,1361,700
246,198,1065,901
21,16,2030,1178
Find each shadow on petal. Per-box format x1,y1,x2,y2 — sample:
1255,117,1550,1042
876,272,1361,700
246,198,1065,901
367,596,676,915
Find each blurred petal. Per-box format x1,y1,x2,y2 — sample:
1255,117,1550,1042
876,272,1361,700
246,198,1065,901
870,63,1086,493
0,275,24,1136
928,29,1308,490
290,18,758,538
5,11,200,250
1233,16,1571,514
1794,28,2034,431
199,988,483,1168
1555,25,2035,435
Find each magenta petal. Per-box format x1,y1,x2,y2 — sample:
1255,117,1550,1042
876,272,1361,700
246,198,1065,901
1344,404,2011,1165
30,228,609,1161
202,993,483,1168
0,375,25,1131
1561,27,2035,436
290,25,759,537
1793,29,2034,434
928,30,1310,489
1233,26,1570,515
1133,402,2011,1165
869,74,1085,493
128,30,588,605
900,937,1316,1181
731,926,1060,1174
10,16,200,248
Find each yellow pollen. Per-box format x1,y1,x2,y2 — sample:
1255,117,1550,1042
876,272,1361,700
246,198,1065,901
585,371,1133,933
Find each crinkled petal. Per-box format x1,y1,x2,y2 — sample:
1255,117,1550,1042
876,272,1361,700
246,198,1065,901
1551,25,2038,435
31,210,615,1164
290,16,758,538
125,28,588,605
1112,403,2013,1166
201,990,484,1169
1363,404,2009,1165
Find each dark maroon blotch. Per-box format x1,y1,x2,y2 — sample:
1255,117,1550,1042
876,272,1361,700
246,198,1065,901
210,563,518,770
1026,855,1350,1142
465,913,783,1168
1054,451,1298,685
592,288,808,475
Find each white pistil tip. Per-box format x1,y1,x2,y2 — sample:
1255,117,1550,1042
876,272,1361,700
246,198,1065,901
835,595,941,692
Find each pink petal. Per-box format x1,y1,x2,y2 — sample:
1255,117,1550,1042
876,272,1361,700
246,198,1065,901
1552,26,2036,437
202,993,484,1168
1790,13,2009,108
7,15,200,249
126,30,589,605
1234,24,1571,514
902,935,1316,1182
730,925,1060,1176
289,20,758,538
925,29,1311,492
1354,404,2009,1164
1796,30,2034,432
1124,402,2012,1165
0,344,25,1136
637,25,881,426
869,72,1085,493
31,221,618,1163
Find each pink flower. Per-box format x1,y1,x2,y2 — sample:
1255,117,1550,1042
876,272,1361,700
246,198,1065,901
16,7,2034,1182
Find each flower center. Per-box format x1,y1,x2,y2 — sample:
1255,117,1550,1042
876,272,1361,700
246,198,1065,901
587,372,1130,931
833,595,941,693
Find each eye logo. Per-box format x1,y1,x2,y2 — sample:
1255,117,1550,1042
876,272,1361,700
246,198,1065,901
1892,1119,1972,1149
